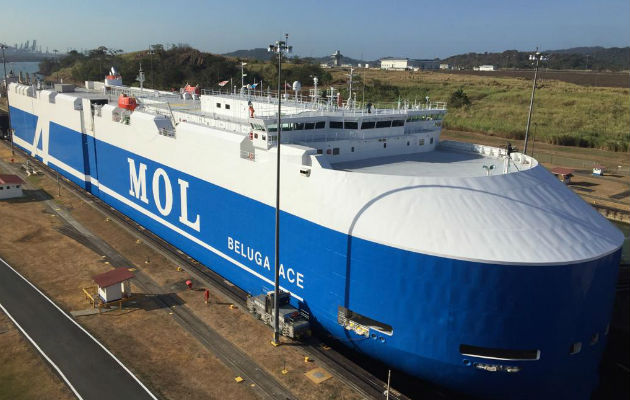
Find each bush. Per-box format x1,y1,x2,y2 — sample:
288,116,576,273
448,88,471,108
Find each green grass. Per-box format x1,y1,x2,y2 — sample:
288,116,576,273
332,69,630,151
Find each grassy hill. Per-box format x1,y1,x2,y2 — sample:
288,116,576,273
330,68,629,151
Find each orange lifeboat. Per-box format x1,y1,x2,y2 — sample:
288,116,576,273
118,94,138,111
183,84,200,95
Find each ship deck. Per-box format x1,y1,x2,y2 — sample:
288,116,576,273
331,149,519,178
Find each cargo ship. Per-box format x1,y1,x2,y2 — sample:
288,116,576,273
7,70,623,399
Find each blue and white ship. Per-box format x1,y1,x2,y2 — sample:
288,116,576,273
7,71,623,399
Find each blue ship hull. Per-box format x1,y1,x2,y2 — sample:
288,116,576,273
10,106,620,399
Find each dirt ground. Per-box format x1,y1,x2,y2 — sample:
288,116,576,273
0,313,74,400
0,145,362,399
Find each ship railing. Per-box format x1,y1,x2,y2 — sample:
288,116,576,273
200,88,447,115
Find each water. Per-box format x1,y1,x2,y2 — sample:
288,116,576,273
614,221,630,264
2,61,41,76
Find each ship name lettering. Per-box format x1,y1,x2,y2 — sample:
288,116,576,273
127,158,201,232
227,236,304,289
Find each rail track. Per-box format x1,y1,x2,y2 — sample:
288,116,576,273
2,140,416,400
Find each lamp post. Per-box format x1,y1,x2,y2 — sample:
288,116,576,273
523,48,546,155
1,43,13,150
268,33,292,346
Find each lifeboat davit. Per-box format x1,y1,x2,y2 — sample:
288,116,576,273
118,94,138,111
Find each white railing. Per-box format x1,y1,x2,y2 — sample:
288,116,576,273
201,88,447,117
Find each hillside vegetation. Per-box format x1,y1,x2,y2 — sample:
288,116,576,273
331,69,629,151
443,47,630,71
39,45,331,91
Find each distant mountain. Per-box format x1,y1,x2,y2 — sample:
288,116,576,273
223,48,370,66
442,47,629,71
222,48,272,61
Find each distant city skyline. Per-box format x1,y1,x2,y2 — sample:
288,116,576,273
1,0,628,60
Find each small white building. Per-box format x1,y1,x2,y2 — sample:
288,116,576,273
93,267,135,303
0,175,24,199
380,58,409,70
440,63,452,70
477,65,497,71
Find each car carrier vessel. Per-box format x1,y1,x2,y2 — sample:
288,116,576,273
6,70,623,399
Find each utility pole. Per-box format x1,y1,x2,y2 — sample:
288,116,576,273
241,62,247,93
524,48,546,155
268,33,292,347
1,43,14,152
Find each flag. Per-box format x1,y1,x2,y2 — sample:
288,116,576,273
284,82,292,89
250,83,258,88
218,80,228,86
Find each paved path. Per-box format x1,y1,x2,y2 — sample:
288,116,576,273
0,257,158,400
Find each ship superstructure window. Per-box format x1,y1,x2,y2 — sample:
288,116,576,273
294,123,304,130
376,120,392,128
330,121,343,129
459,344,540,361
216,103,221,108
361,121,376,129
430,137,434,144
392,120,405,127
332,148,340,155
316,121,326,129
419,138,425,146
305,122,315,130
344,121,358,129
225,104,230,109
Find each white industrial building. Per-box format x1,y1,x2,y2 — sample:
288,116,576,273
380,58,409,70
475,65,497,71
0,175,24,199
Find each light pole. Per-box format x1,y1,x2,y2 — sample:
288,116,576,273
523,48,546,155
241,62,247,93
268,33,292,346
1,43,13,149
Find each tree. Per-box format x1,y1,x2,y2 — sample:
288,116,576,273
448,88,470,108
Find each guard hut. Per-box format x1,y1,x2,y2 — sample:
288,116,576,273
0,175,24,199
92,268,135,303
551,167,574,184
592,165,606,176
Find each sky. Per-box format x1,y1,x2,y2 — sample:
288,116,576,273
1,0,628,60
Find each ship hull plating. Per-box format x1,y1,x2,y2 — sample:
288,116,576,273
9,104,620,399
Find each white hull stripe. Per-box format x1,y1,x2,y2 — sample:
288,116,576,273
13,136,303,302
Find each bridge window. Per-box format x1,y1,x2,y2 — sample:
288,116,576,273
216,103,221,108
316,149,323,154
294,123,304,130
330,121,343,129
333,148,340,155
344,121,358,129
315,121,326,129
305,122,315,130
459,344,540,361
361,121,376,129
225,104,231,110
392,120,405,127
376,120,392,128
